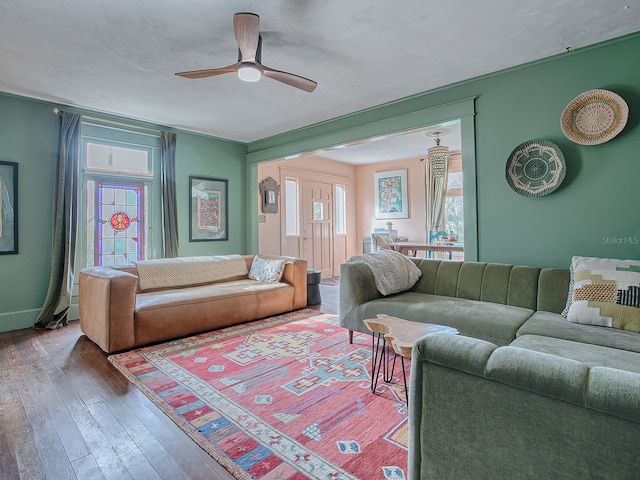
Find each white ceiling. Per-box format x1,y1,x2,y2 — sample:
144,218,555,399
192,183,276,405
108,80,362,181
312,121,462,164
1,1,638,145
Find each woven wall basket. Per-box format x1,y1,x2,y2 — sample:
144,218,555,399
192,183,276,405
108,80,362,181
561,89,628,145
506,139,566,197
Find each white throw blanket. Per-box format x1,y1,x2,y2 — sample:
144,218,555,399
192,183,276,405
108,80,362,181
347,250,421,296
134,255,248,291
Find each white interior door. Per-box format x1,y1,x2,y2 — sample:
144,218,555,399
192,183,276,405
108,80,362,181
302,180,333,277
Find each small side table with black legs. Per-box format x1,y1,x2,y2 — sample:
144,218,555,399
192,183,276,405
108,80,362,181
363,315,458,403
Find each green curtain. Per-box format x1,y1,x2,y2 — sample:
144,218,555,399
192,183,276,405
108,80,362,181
160,131,179,258
35,111,80,329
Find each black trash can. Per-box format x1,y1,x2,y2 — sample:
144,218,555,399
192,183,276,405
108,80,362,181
306,269,322,305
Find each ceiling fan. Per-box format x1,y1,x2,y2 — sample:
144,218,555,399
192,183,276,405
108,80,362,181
175,12,317,93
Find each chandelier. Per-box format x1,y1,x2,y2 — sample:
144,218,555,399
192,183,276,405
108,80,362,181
427,131,450,176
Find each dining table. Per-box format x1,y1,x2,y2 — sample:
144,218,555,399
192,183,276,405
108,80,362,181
385,241,464,259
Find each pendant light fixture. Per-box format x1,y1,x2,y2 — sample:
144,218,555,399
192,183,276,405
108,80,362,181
427,130,450,175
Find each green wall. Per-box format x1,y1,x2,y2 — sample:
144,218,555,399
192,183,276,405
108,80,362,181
0,96,58,332
249,33,640,269
0,93,247,332
175,129,248,258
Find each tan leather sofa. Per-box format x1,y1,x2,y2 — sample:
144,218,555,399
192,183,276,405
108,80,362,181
79,255,307,353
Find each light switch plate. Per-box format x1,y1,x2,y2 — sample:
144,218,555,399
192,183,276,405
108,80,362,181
258,215,266,223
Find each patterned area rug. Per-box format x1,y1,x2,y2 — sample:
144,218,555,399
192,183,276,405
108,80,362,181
109,309,408,480
320,276,340,286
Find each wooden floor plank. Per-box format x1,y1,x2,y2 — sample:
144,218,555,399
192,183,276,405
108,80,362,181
16,371,78,480
70,454,106,480
0,432,20,480
2,336,51,480
12,328,84,480
66,399,134,480
0,352,22,480
0,331,18,388
35,372,92,463
55,355,136,480
6,392,49,480
64,339,109,407
87,401,162,480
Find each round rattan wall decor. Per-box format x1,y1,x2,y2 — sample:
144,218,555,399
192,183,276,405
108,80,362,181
561,89,628,145
506,139,566,197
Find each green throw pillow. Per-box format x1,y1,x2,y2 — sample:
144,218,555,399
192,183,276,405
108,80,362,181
565,256,640,333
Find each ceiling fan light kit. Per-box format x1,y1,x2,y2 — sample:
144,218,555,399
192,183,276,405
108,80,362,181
176,12,317,92
238,63,261,82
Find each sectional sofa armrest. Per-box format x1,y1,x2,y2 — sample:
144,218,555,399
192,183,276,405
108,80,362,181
339,262,380,322
79,267,139,353
486,348,640,421
412,334,640,422
413,334,640,415
255,255,308,309
280,256,308,309
413,333,498,376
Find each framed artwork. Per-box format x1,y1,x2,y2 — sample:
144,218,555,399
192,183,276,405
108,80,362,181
374,169,408,219
0,161,18,255
189,176,228,241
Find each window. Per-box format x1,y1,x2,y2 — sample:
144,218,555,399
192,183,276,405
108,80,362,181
313,202,323,220
80,121,160,268
86,143,150,174
444,152,463,242
335,184,346,234
285,178,299,236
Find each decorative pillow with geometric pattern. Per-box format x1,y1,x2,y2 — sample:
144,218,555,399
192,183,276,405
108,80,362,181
248,256,287,283
566,256,640,333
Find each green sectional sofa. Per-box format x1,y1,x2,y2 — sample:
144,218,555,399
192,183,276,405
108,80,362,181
339,258,640,479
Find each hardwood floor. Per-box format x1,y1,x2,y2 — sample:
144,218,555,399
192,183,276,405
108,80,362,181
0,283,340,480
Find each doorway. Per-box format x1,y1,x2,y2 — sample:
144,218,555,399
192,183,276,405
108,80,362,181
302,180,333,278
249,98,477,261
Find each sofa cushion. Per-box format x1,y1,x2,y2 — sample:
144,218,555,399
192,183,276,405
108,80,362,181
563,256,640,333
135,279,288,311
517,311,640,354
408,260,566,312
355,292,534,346
133,279,293,347
510,335,640,374
248,255,287,283
134,255,248,291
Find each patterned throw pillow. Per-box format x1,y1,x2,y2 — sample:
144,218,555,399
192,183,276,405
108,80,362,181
565,256,640,333
249,256,286,283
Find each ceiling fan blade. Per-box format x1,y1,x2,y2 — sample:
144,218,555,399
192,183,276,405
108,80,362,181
175,63,239,79
260,65,317,92
233,12,260,62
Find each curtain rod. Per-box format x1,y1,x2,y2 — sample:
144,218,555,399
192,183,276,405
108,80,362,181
52,107,162,134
